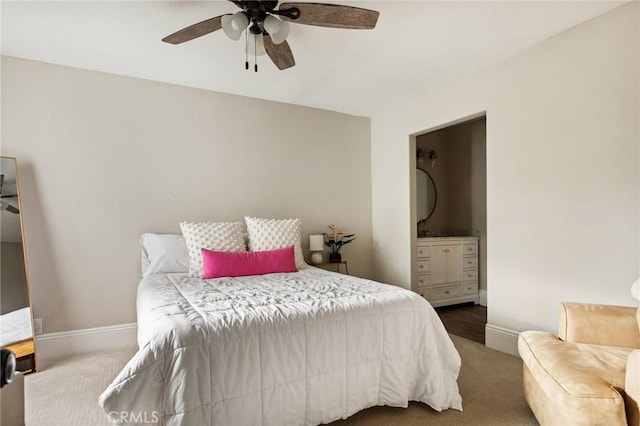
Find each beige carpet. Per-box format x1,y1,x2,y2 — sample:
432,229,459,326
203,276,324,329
24,334,538,425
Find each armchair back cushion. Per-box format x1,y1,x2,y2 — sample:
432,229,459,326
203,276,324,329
558,303,640,348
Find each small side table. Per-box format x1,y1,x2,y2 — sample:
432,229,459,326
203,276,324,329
315,261,349,275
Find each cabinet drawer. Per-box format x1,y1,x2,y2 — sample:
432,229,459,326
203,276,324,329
416,245,429,258
462,257,477,269
462,270,478,281
416,274,430,288
462,283,478,295
430,285,461,300
462,244,477,255
416,260,430,273
417,288,431,299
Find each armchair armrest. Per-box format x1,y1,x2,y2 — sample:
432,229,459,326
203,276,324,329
558,302,640,348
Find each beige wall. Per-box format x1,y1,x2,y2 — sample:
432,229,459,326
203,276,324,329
1,57,372,333
469,120,487,293
372,3,639,334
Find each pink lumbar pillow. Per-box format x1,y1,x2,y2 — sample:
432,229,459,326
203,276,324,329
202,245,297,279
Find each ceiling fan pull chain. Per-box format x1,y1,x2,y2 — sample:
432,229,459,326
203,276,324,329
254,35,258,72
245,31,249,70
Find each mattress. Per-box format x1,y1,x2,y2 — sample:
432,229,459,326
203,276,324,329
99,267,462,425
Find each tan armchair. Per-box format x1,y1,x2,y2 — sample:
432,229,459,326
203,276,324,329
518,303,640,426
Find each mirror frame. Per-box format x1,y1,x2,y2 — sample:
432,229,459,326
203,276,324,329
416,167,437,223
1,156,37,372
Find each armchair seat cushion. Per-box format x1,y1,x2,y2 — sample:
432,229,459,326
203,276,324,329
519,330,633,425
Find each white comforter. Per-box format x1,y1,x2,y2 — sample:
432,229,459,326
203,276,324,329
99,268,462,425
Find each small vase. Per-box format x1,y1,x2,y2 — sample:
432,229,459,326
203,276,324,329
329,253,342,263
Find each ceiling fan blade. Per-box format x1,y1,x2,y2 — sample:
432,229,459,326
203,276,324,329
162,15,227,45
264,36,295,70
279,3,379,29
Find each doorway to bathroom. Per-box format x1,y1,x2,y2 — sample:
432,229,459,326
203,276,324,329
413,115,487,342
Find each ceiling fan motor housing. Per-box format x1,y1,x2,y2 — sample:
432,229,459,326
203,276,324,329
240,1,299,34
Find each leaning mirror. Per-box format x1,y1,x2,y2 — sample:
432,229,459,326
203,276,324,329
1,157,37,372
416,168,437,222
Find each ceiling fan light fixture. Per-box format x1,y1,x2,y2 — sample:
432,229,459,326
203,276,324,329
222,12,249,41
263,15,289,45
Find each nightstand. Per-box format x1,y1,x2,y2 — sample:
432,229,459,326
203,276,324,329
315,261,349,275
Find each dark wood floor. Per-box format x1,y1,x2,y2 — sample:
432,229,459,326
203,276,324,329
435,303,487,344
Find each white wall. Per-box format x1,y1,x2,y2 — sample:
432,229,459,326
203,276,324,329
372,2,639,339
1,57,372,334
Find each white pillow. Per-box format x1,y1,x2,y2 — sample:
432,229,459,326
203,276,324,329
244,216,305,269
180,221,246,277
140,233,189,277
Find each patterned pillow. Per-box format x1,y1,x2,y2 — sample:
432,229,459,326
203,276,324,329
244,217,306,269
179,221,246,277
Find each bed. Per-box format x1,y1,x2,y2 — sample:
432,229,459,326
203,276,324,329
100,267,462,425
99,265,462,425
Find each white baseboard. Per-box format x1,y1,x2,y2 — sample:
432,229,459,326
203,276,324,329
485,323,520,357
35,323,137,361
479,290,487,306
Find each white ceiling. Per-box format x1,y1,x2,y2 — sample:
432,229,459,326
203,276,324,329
1,1,625,117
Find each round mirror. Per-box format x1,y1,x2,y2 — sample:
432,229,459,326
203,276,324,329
416,168,437,222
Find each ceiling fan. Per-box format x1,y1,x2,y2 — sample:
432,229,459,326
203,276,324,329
162,1,379,71
0,175,19,215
